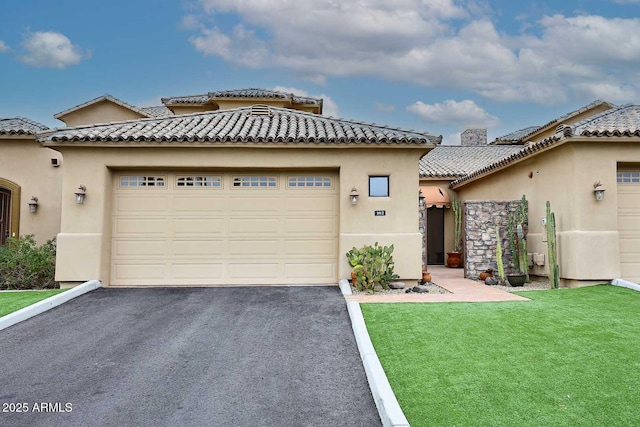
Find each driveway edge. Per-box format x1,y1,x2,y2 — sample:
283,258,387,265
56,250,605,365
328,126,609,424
341,279,409,427
611,278,640,292
0,280,102,331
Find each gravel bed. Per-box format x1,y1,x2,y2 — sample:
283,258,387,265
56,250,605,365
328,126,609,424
491,277,551,292
351,282,450,295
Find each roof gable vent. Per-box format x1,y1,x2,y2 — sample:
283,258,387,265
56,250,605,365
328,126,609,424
555,124,574,137
249,104,271,116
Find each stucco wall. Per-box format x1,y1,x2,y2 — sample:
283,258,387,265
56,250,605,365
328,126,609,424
58,101,146,126
0,137,63,244
51,145,429,285
455,138,640,283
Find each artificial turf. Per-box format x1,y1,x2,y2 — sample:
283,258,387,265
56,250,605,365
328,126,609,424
0,289,67,317
361,285,640,427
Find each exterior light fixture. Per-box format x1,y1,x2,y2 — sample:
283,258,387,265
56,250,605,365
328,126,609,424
75,185,87,204
593,181,606,201
419,189,426,208
28,196,39,213
350,187,359,205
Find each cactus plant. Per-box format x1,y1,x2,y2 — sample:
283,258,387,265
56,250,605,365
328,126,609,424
507,195,529,281
452,199,463,252
495,227,505,283
546,201,560,289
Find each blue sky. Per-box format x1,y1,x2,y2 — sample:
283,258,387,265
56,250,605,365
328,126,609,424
1,0,639,144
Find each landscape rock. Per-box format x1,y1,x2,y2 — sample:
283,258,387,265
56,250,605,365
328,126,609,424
388,282,405,289
485,276,499,286
412,285,430,293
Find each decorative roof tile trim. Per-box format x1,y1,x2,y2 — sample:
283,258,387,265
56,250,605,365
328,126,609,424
0,117,49,135
39,106,441,146
53,95,155,119
161,88,323,106
493,99,616,145
574,104,640,136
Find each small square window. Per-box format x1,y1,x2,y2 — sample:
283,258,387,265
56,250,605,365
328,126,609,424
369,176,389,197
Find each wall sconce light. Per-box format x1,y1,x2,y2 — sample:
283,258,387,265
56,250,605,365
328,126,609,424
75,185,87,204
419,189,426,208
593,181,606,201
350,187,359,205
28,196,39,213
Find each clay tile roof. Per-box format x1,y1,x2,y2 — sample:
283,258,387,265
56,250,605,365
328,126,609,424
0,117,49,136
491,99,616,145
419,145,524,178
139,105,173,118
494,126,541,144
450,104,640,187
161,88,323,106
574,104,640,136
39,106,441,146
54,95,157,120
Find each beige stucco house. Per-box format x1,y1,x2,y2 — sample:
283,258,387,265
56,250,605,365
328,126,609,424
420,100,640,287
0,118,62,246
35,91,440,287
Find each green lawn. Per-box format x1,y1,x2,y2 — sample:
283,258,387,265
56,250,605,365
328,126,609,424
362,285,640,427
0,289,67,317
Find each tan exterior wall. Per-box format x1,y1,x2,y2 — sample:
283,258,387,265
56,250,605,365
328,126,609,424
455,138,640,283
0,137,63,244
51,145,429,285
58,101,146,126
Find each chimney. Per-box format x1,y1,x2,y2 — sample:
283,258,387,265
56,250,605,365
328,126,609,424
461,129,487,146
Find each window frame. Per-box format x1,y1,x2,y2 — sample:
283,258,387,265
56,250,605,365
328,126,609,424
369,175,390,197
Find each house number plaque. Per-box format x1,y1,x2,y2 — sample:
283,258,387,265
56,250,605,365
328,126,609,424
374,210,386,216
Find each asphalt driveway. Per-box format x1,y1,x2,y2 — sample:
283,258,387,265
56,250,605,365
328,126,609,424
0,286,381,427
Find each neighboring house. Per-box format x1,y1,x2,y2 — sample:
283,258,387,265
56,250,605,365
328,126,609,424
38,103,440,287
421,101,640,287
0,118,62,245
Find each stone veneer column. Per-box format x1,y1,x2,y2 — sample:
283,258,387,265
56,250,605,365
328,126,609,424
463,200,526,279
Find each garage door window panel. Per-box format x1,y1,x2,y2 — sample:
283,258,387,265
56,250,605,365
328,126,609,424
617,171,640,184
233,176,277,188
120,176,166,188
176,176,222,188
288,176,333,188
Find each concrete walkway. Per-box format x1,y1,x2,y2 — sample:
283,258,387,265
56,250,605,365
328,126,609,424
345,266,529,303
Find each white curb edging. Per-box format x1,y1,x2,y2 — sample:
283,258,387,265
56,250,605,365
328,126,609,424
347,300,410,427
0,280,102,331
339,278,353,296
611,278,640,292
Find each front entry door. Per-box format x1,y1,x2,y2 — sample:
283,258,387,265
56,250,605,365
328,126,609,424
0,188,11,245
426,206,445,265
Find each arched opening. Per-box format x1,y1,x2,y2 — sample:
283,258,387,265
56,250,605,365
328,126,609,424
0,178,21,245
420,186,451,266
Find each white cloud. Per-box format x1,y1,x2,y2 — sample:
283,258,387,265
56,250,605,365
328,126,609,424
272,85,338,117
186,2,640,105
407,99,499,127
20,31,86,68
375,102,397,112
0,41,9,52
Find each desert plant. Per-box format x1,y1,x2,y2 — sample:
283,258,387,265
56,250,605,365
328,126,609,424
0,235,57,290
507,195,529,280
452,199,463,252
346,242,399,292
495,227,505,284
546,201,560,289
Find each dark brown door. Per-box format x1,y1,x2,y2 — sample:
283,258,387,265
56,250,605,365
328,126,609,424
0,188,11,245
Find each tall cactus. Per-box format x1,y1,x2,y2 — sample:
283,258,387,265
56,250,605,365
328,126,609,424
507,195,529,280
546,201,560,289
452,199,463,252
495,227,505,283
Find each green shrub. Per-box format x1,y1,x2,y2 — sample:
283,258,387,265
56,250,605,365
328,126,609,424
346,242,399,292
0,235,58,290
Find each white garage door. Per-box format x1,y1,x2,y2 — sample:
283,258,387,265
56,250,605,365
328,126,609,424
618,170,640,283
111,172,338,286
